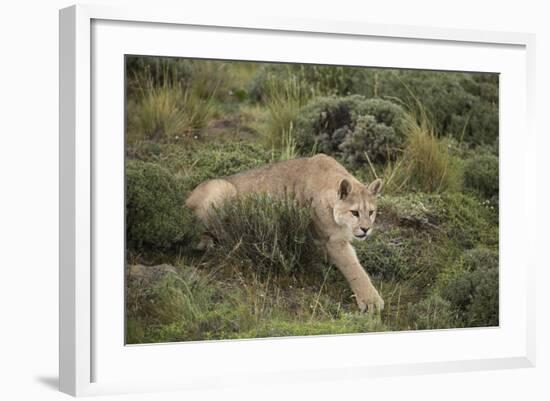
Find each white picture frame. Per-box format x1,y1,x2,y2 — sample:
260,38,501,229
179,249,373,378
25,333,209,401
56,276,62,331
59,3,536,397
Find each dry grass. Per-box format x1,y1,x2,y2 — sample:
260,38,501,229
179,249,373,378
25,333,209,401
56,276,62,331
126,72,217,144
372,109,463,194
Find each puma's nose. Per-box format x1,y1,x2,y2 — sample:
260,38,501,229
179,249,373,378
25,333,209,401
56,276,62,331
360,227,369,234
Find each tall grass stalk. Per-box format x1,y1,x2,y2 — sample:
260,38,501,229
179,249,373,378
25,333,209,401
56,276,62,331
382,108,463,194
264,74,313,151
186,60,227,100
274,122,299,161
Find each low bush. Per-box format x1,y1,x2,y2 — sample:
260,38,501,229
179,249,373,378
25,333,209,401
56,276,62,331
407,295,456,330
377,192,498,248
380,192,498,252
375,69,499,148
435,248,499,327
465,265,499,327
354,232,408,281
443,193,498,249
339,114,401,165
206,194,323,276
378,193,447,228
125,160,198,251
294,95,405,162
463,148,499,200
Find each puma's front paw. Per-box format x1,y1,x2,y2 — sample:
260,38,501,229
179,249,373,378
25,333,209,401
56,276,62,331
356,287,384,314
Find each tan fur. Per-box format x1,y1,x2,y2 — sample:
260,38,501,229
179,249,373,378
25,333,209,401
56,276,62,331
185,154,384,313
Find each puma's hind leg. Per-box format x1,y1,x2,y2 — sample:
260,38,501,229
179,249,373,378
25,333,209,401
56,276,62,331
185,179,238,249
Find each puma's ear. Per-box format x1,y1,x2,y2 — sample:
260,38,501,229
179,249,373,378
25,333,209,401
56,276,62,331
367,178,383,196
338,179,352,200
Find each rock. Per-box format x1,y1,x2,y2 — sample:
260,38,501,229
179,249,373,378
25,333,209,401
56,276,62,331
126,264,178,286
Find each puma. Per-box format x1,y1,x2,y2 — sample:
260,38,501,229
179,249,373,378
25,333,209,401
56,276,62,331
185,153,384,313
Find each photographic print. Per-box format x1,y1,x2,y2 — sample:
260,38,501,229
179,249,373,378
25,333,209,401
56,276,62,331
124,56,499,344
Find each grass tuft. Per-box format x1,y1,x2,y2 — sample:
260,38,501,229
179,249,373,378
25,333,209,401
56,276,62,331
126,71,217,144
264,74,313,152
206,194,323,276
381,110,463,194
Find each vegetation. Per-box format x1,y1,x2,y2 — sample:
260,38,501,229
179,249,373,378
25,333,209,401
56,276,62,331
379,111,464,194
294,95,406,162
206,194,322,276
250,65,498,148
124,56,499,343
463,147,499,201
125,160,198,251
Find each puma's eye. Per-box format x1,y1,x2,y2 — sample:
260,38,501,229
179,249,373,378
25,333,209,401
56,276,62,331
369,210,375,217
351,210,359,217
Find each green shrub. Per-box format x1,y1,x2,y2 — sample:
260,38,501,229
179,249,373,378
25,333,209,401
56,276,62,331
466,265,499,326
125,160,198,251
375,69,499,148
378,193,447,229
373,194,468,291
339,114,401,165
379,192,498,248
443,193,498,249
407,295,456,330
294,95,405,162
462,247,499,273
355,233,408,281
206,194,323,276
435,248,499,327
463,149,499,200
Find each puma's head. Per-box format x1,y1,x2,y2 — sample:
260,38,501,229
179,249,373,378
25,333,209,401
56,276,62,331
332,178,383,241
